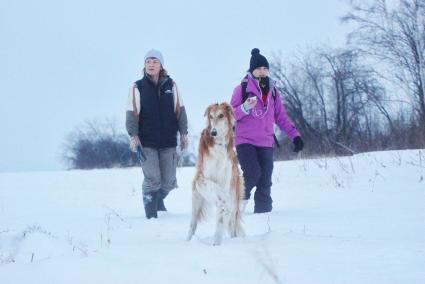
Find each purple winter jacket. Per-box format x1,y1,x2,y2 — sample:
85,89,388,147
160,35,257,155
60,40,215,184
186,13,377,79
230,74,300,147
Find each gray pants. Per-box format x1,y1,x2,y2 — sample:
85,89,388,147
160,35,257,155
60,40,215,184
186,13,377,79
140,147,178,194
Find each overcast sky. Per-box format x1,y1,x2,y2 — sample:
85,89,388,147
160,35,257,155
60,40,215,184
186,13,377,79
0,0,351,172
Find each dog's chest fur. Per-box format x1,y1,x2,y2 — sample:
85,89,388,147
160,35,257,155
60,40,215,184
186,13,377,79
197,143,235,204
202,144,232,185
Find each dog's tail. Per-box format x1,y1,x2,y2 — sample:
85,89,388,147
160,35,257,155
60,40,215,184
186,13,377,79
231,155,245,209
230,161,245,237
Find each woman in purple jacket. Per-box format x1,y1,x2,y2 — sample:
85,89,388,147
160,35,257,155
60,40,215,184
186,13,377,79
230,48,304,213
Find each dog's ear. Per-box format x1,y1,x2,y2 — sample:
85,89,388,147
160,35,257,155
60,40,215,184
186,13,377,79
221,103,235,126
220,103,233,115
204,104,215,128
203,105,211,117
204,104,219,116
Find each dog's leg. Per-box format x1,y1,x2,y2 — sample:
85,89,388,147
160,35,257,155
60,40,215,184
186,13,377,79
229,213,237,238
199,178,221,199
227,207,243,238
232,211,245,238
229,195,245,238
187,189,204,241
213,198,231,246
213,207,225,245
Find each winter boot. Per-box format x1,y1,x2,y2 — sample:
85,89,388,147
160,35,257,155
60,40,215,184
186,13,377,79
253,199,272,213
143,191,158,219
157,189,169,212
254,186,272,213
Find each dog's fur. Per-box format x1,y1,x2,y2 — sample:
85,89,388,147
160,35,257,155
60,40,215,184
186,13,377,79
187,102,245,245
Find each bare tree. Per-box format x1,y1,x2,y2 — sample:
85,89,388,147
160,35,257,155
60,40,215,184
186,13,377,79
271,47,389,156
322,49,382,151
343,0,425,145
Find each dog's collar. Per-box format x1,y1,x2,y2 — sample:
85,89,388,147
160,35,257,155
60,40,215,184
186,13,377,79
215,142,227,147
213,138,227,147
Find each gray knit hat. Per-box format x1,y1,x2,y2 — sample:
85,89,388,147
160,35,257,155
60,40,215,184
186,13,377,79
144,49,164,66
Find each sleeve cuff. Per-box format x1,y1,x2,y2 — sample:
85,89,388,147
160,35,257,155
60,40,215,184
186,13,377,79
240,104,249,114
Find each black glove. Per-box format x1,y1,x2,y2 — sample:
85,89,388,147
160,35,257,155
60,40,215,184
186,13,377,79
293,136,304,153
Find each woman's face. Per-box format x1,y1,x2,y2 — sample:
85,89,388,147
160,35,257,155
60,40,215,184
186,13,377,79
144,57,162,76
252,67,269,78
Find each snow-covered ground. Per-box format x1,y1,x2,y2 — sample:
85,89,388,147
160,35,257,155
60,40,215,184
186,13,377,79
1,149,424,284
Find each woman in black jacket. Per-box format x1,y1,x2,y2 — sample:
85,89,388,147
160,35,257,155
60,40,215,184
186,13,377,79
126,49,188,219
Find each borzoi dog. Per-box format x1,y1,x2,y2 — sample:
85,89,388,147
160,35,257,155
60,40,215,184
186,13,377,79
187,102,245,245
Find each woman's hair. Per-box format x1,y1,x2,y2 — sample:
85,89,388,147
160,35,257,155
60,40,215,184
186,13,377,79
143,67,168,79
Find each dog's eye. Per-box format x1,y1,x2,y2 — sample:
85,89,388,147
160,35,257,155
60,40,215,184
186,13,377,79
218,114,224,119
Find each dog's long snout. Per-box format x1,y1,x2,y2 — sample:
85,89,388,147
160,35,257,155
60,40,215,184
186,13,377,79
211,128,217,137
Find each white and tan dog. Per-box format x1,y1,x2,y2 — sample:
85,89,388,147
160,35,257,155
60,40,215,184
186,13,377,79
187,103,245,245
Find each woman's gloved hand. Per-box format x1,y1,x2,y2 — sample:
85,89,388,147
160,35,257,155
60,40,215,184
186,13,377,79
293,136,304,153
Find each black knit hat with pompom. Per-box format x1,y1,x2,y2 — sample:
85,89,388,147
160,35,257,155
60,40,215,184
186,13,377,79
249,48,269,73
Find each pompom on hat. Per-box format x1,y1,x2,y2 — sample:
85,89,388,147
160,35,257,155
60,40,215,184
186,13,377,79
249,48,269,72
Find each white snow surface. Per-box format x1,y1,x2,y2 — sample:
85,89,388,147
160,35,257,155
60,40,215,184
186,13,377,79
1,149,424,284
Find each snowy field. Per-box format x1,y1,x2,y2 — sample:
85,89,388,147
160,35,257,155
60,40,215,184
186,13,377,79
1,149,424,284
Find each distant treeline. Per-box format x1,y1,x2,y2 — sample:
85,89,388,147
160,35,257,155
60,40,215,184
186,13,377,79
62,119,195,170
